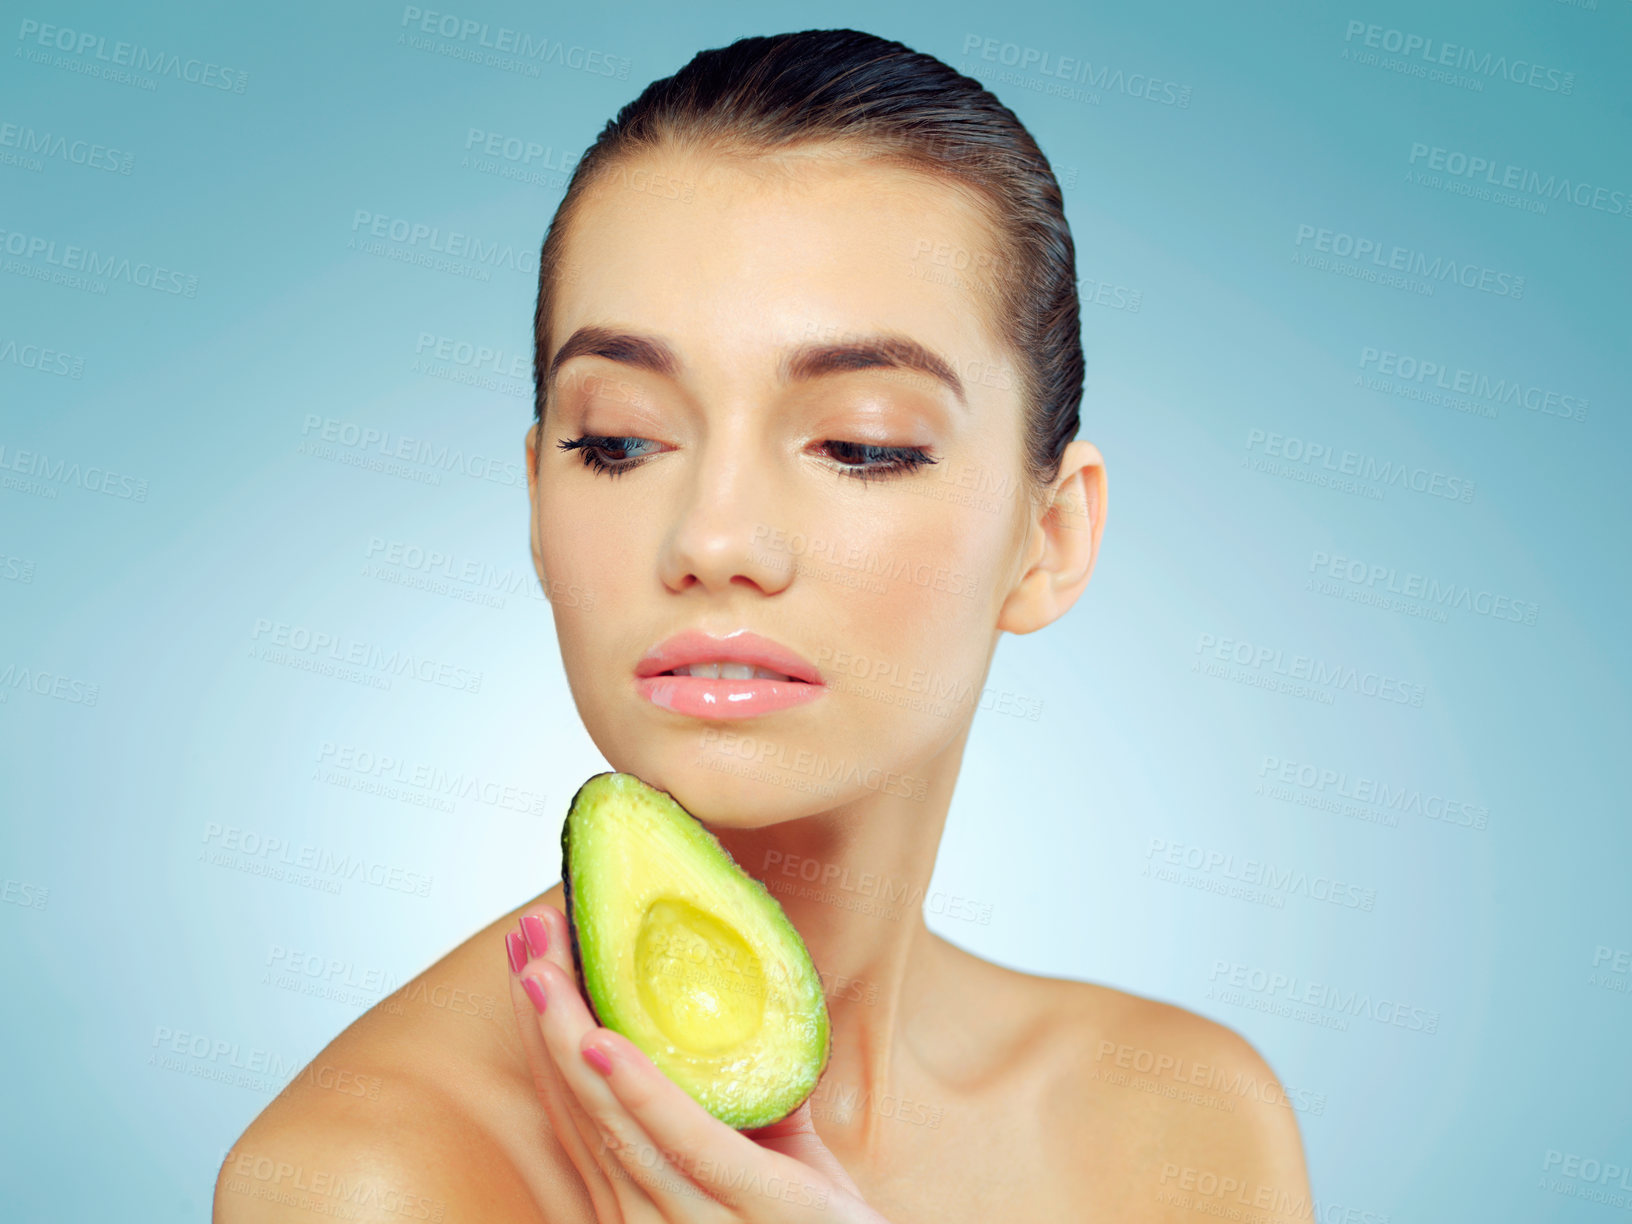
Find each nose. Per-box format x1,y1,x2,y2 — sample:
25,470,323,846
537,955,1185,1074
656,441,795,598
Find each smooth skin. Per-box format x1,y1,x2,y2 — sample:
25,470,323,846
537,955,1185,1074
217,142,1310,1222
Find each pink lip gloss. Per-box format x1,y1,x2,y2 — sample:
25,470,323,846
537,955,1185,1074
636,673,827,719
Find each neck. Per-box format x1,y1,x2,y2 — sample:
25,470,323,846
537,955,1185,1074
711,717,972,1151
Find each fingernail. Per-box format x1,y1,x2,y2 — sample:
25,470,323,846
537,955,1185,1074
521,913,549,959
522,974,548,1014
505,930,527,974
582,1043,614,1077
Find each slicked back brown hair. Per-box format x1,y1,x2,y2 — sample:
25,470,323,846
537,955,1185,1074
531,27,1083,489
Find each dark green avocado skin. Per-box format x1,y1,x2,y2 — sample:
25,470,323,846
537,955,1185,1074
558,772,612,1029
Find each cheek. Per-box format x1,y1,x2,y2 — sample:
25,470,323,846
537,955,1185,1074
536,486,638,656
540,483,640,582
857,514,992,624
817,496,1014,702
890,472,1018,604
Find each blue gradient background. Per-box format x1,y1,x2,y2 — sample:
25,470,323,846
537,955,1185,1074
2,0,1628,1218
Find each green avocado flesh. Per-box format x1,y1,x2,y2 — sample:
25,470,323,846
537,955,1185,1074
560,772,831,1130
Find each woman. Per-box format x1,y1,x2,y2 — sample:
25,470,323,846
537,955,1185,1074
219,29,1310,1222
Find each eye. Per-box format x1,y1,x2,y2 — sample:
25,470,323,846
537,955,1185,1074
815,441,937,483
556,435,665,478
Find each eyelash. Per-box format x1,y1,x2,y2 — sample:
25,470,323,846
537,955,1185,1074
556,435,937,483
556,435,661,479
817,440,937,483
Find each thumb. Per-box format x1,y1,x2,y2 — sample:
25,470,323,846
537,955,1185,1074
743,1099,862,1196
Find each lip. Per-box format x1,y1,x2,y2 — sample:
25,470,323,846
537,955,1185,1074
634,629,826,721
636,629,825,685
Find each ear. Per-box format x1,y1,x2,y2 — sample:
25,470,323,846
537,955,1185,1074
996,438,1107,635
525,422,546,587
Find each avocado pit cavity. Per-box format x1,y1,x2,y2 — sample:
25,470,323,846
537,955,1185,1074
635,897,767,1053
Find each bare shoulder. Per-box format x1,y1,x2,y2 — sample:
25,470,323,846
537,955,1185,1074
933,940,1311,1219
215,886,586,1224
1049,973,1312,1214
214,1080,542,1224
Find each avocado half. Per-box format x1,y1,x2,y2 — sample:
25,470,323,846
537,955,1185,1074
560,772,831,1129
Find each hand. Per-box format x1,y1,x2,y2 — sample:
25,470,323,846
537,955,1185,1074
505,902,891,1222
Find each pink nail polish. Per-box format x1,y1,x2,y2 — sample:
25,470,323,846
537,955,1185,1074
505,930,527,973
522,975,548,1014
582,1044,614,1077
521,913,549,959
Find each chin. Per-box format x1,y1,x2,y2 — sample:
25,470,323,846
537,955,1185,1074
640,755,828,830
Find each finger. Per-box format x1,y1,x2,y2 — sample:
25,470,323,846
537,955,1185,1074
743,1100,864,1198
528,966,740,1220
518,920,705,1220
509,910,601,1156
525,966,698,1214
518,905,654,1182
582,1027,838,1219
506,909,627,1220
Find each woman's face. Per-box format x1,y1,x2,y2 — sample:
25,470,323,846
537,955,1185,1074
527,144,1051,827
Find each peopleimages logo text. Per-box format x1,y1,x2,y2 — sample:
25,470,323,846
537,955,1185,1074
1342,20,1575,93
15,18,249,91
1259,756,1489,829
351,211,534,273
0,122,134,173
1408,144,1628,217
0,225,198,296
399,6,630,78
1196,633,1426,707
1210,961,1439,1032
1295,225,1522,298
1309,551,1539,626
250,619,482,694
960,34,1192,106
1359,347,1587,422
0,443,149,500
299,414,525,489
1245,429,1475,503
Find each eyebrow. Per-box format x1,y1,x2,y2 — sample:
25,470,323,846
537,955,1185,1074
547,325,967,406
